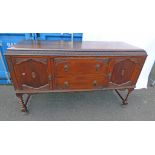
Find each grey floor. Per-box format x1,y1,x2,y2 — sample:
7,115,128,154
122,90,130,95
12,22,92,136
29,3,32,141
0,85,155,121
0,64,155,121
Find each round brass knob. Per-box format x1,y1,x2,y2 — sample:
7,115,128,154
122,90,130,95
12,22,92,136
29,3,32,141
22,73,26,76
64,81,69,88
93,80,97,86
31,72,36,79
96,64,100,71
64,64,68,72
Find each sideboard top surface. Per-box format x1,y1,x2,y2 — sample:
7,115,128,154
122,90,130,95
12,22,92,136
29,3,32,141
6,40,147,56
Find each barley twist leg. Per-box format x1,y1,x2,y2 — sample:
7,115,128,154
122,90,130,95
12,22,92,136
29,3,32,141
16,93,28,112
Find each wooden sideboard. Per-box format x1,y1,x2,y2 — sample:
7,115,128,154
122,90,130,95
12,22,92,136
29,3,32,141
5,40,147,112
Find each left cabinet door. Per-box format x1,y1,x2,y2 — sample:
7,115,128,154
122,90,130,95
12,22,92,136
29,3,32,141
13,57,51,91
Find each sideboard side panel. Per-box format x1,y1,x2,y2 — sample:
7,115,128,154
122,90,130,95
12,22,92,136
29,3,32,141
5,55,19,89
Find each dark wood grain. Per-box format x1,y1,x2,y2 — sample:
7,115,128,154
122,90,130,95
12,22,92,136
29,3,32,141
54,57,109,77
7,40,144,51
5,41,147,112
12,57,50,90
55,75,108,90
5,40,147,56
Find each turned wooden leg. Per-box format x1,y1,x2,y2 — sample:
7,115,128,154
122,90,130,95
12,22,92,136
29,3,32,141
122,88,133,105
115,88,134,106
16,93,29,112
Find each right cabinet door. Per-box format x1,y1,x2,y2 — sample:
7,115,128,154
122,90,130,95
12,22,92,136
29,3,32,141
108,57,145,87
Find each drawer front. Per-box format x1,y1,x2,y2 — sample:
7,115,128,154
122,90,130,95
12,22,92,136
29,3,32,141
55,76,108,90
54,58,109,77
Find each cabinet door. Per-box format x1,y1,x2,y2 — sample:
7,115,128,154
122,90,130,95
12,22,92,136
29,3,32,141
109,57,144,87
13,58,51,90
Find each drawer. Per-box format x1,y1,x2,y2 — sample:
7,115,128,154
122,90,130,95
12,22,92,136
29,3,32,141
54,58,109,77
55,75,108,90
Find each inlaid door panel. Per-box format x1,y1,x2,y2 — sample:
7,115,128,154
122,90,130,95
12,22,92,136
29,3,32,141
55,75,108,90
54,57,109,77
108,57,145,87
13,58,50,90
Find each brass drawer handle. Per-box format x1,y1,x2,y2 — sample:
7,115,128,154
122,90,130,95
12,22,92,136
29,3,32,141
93,80,97,86
64,64,68,72
64,81,69,88
96,64,100,71
31,72,36,79
22,72,26,76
